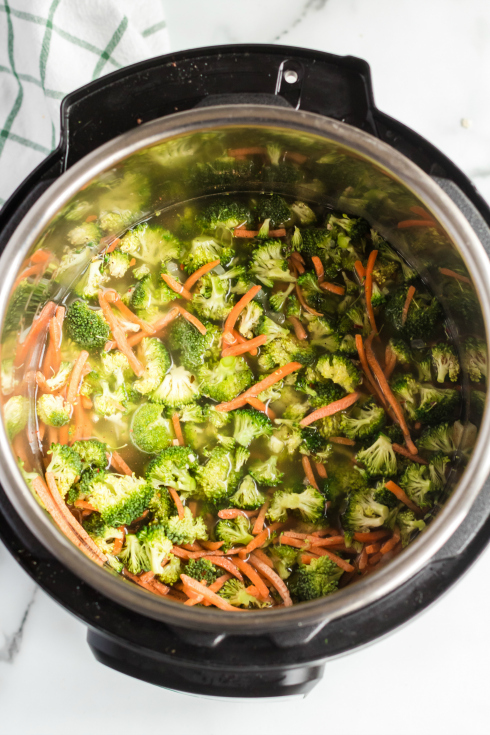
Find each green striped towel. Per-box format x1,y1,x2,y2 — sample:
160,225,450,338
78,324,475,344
0,0,169,208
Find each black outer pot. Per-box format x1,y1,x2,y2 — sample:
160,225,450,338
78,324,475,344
1,45,490,698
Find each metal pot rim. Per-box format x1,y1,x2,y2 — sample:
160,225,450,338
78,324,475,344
1,104,489,632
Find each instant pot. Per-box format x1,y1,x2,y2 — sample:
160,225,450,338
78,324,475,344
1,45,490,698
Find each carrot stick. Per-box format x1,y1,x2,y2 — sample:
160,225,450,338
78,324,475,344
358,547,368,570
320,281,345,296
354,260,365,279
290,251,305,265
202,556,243,580
364,341,418,454
353,530,391,543
244,522,283,553
365,249,378,333
233,558,269,598
300,392,360,427
249,553,293,607
48,313,62,374
98,292,144,376
200,540,225,551
280,536,309,549
180,574,243,611
401,285,416,326
105,290,155,334
229,328,257,356
311,256,324,281
66,351,89,405
168,487,185,520
172,412,185,446
252,548,274,568
439,267,472,285
380,526,401,555
161,274,192,300
14,301,56,367
110,450,133,476
392,443,428,464
365,542,381,555
221,334,267,357
295,284,322,316
301,455,319,490
310,535,346,548
183,259,220,290
106,238,121,253
315,462,327,478
246,396,276,420
397,219,436,229
223,285,262,344
178,307,207,335
12,264,43,291
252,501,270,535
288,316,307,340
233,229,260,238
208,573,231,594
385,480,421,513
328,436,355,446
215,361,303,412
217,509,259,519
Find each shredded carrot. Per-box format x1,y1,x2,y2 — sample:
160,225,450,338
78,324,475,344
310,535,347,548
98,292,144,376
81,396,93,410
392,443,428,464
300,392,360,427
398,219,436,229
252,548,274,568
311,256,324,281
168,487,185,520
285,151,307,164
223,285,262,344
244,522,282,553
15,301,57,367
74,499,97,511
178,307,207,335
280,536,309,549
354,260,365,279
161,273,192,300
215,361,303,412
384,345,397,379
439,267,472,285
222,334,267,357
320,281,345,296
295,284,322,316
328,436,356,446
12,263,43,291
358,547,368,570
353,530,391,543
12,434,29,465
230,328,258,356
183,259,220,290
180,574,243,611
200,540,225,551
218,509,259,519
202,556,243,580
249,553,293,607
105,290,156,334
110,450,133,476
123,568,163,595
289,255,305,274
401,285,416,326
364,249,378,333
30,249,51,264
355,334,391,413
233,558,269,598
233,229,260,238
171,412,185,446
207,573,231,594
150,579,170,596
252,500,270,535
364,341,418,454
228,146,266,157
380,526,401,555
106,307,180,351
66,351,89,405
301,455,319,490
318,548,354,572
315,462,327,478
288,316,307,340
246,396,276,420
410,206,435,221
365,542,381,555
385,480,421,514
112,527,125,556
106,238,121,253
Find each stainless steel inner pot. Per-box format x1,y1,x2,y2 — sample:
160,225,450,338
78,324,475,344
1,105,489,634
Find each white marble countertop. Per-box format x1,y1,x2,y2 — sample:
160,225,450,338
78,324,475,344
2,2,490,733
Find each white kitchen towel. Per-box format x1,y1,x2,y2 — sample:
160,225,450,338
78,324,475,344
0,0,169,207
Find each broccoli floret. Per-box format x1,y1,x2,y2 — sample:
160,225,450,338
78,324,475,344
237,301,264,340
195,445,246,501
74,259,109,299
248,456,284,488
107,250,131,278
130,404,174,454
64,300,110,351
148,487,173,523
229,475,266,509
375,236,417,282
92,380,128,418
88,473,153,527
232,408,273,447
344,304,370,335
414,384,459,425
398,463,436,509
1,358,18,396
258,334,316,372
268,485,325,524
267,544,299,580
385,286,442,340
158,555,182,584
296,377,345,409
215,515,254,550
120,223,182,265
257,316,290,344
290,200,316,225
463,337,487,383
300,427,333,463
297,271,324,305
315,353,361,393
269,283,295,312
306,314,337,343
418,422,454,453
183,235,233,274
254,194,292,229
431,342,460,383
342,487,391,533
150,365,200,408
185,558,220,584
133,337,171,395
72,439,107,470
355,433,397,477
168,317,221,372
290,555,343,601
398,509,426,547
391,374,419,419
372,482,399,510
269,422,303,456
250,240,296,287
68,221,101,247
316,412,343,440
197,198,250,232
119,534,149,574
198,356,253,403
137,524,173,574
300,227,333,261
285,294,302,319
165,506,208,544
389,338,411,365
3,395,28,439
46,443,82,497
83,513,124,555
146,446,199,495
414,354,432,383
340,402,386,440
37,394,71,427
192,273,234,321
429,452,450,491
41,362,71,393
218,578,268,608
130,274,177,316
